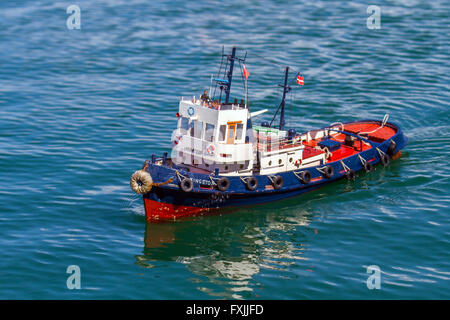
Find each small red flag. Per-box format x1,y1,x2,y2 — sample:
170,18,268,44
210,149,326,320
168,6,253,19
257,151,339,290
296,75,304,86
243,65,250,79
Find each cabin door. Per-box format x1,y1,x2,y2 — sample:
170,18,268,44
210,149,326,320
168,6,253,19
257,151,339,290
226,123,236,144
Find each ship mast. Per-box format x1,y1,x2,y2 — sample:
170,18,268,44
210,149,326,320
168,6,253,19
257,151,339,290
224,47,236,104
279,66,290,131
270,66,292,131
213,47,246,105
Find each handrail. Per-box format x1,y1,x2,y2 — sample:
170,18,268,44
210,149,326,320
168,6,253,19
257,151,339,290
325,128,377,147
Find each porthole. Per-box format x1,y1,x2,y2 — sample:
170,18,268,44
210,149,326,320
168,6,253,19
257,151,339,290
289,157,293,162
269,161,272,166
278,159,282,164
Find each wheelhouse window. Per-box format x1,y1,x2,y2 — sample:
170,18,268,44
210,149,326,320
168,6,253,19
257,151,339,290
218,125,226,141
179,117,190,134
205,123,215,142
235,123,244,140
192,120,203,139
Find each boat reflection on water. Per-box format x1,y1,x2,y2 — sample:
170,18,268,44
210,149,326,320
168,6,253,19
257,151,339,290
143,222,176,249
135,202,316,298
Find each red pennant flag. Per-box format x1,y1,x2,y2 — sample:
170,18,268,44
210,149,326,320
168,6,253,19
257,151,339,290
296,75,304,86
243,65,250,79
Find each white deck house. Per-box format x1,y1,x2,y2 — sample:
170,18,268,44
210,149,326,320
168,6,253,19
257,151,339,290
171,97,326,176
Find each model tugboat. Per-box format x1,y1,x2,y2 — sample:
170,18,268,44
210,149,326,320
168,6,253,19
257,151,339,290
130,47,408,221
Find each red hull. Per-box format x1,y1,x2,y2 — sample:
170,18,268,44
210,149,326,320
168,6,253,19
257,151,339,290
144,198,210,221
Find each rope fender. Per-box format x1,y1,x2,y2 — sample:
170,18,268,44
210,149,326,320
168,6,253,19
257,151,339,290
130,170,153,194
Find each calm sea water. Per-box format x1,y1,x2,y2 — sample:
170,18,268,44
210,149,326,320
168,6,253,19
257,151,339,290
0,0,449,299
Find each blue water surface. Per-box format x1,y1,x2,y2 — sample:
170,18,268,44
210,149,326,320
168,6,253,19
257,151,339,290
0,0,449,299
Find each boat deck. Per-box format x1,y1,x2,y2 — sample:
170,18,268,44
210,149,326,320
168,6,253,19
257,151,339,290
344,123,397,143
165,122,398,175
301,122,397,163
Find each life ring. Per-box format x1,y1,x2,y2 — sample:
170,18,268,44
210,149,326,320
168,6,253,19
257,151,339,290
187,106,195,116
387,140,396,156
380,153,390,167
363,161,374,172
206,144,215,155
130,170,153,194
299,170,311,184
294,159,302,167
272,175,284,190
345,170,356,180
217,177,230,191
322,165,334,179
180,178,193,192
245,177,258,191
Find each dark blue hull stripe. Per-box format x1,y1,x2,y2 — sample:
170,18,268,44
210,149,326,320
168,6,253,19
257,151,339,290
143,121,408,210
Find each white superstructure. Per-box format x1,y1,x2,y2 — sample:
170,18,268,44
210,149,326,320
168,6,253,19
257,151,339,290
171,97,327,176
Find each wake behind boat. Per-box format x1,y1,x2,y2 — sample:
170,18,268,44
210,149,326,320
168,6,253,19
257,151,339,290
130,47,408,221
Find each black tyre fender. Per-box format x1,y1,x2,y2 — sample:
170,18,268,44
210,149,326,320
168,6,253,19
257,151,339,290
272,175,284,190
180,178,193,192
216,177,230,191
246,177,258,191
363,162,374,172
380,153,390,167
387,140,396,156
322,165,334,179
345,170,356,180
299,170,311,184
